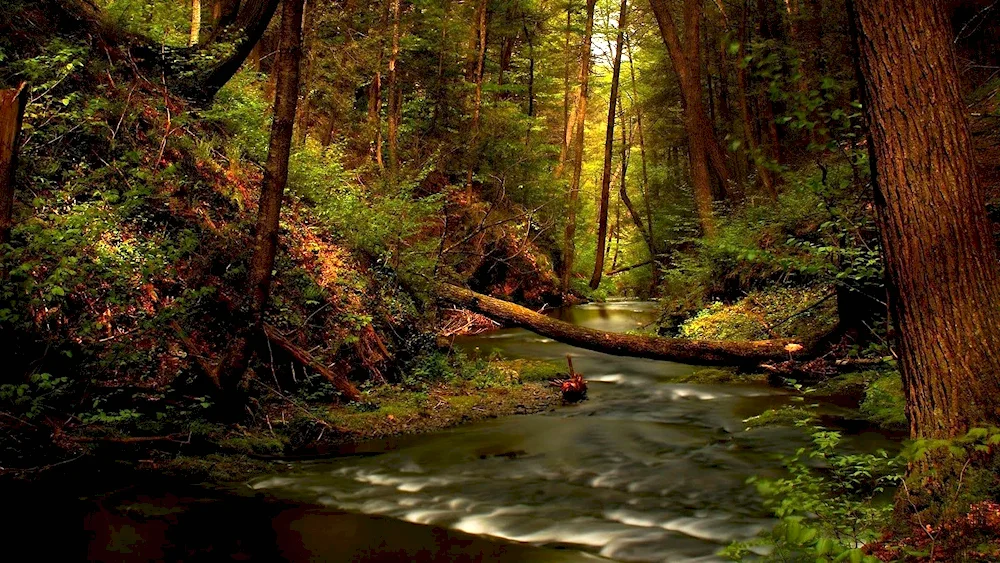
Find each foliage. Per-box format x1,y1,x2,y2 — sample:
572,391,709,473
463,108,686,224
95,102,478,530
725,429,902,562
679,286,835,341
859,371,906,430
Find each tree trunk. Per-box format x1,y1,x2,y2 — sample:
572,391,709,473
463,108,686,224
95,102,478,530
171,0,283,103
387,0,402,177
648,0,718,237
434,284,801,365
369,0,389,169
557,3,574,174
562,0,598,292
619,116,656,268
525,20,536,145
189,0,202,46
248,0,305,322
853,0,1000,440
295,0,317,146
590,0,628,290
736,0,777,199
0,83,29,246
624,34,654,245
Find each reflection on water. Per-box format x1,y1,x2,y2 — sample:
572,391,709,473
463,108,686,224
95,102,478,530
18,301,890,562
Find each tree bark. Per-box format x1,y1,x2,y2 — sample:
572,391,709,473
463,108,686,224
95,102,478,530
434,284,801,365
853,0,1000,440
562,0,598,292
648,0,719,237
590,0,629,290
0,83,29,246
248,0,305,322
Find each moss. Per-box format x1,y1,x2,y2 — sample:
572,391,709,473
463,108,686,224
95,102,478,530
859,372,906,430
159,454,280,482
307,381,558,448
217,434,286,456
743,405,819,429
676,368,768,384
497,359,564,382
678,286,837,342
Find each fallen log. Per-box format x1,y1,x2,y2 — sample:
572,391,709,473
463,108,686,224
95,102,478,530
432,283,806,366
263,324,362,402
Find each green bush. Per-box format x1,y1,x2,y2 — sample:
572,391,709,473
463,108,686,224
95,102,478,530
724,429,901,562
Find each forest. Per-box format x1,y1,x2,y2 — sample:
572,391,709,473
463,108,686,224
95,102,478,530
1,0,1000,560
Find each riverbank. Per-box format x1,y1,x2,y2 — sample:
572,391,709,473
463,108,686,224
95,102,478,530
0,358,564,485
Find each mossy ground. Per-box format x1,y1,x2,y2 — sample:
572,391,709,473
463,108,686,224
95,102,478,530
129,359,563,483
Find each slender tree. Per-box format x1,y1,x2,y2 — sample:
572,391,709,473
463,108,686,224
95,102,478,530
561,0,597,292
369,0,389,168
248,0,306,321
853,0,1000,450
295,0,318,145
590,0,629,289
466,0,489,196
189,0,202,46
387,0,403,177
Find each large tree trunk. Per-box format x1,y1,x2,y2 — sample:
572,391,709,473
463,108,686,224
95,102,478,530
853,0,1000,440
562,0,598,292
434,284,800,365
648,0,718,237
0,83,29,246
248,0,305,322
590,0,629,290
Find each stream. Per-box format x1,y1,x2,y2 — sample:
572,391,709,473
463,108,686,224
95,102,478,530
11,301,892,562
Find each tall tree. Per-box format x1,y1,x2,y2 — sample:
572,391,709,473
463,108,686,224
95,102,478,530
590,0,629,290
648,0,722,237
561,0,598,292
852,0,1000,449
294,0,318,145
248,0,305,322
466,0,489,196
735,0,777,198
557,1,575,173
189,0,202,46
369,0,390,168
387,0,403,177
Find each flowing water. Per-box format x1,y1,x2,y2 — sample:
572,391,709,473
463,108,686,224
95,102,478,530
15,301,889,562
